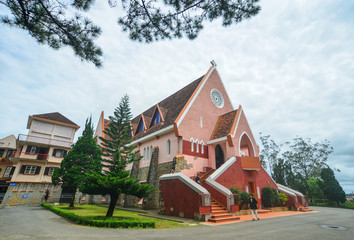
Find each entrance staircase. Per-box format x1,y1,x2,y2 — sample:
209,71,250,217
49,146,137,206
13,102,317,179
208,198,240,223
298,205,312,212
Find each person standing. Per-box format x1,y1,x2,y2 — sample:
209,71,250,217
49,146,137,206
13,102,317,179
249,194,260,221
195,173,200,184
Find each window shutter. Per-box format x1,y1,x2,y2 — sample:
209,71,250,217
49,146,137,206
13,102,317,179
10,167,16,177
44,167,49,175
52,149,57,156
63,150,67,157
20,165,26,174
35,166,41,175
26,146,31,153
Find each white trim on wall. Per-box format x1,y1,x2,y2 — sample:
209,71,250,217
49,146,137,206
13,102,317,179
239,131,257,157
176,66,216,127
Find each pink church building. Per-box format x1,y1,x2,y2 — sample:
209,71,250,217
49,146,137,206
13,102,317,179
95,63,306,222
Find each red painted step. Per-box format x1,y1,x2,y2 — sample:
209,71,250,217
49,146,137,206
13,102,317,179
208,198,240,224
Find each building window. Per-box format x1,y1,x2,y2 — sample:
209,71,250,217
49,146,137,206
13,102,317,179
52,149,67,157
167,139,171,155
136,119,145,134
190,138,194,152
25,165,37,174
200,116,203,128
150,146,153,159
5,150,13,158
3,166,15,178
40,184,45,191
196,140,199,153
152,110,161,126
29,184,35,191
26,145,37,154
20,165,41,175
143,148,146,161
201,141,204,154
0,149,5,157
45,167,57,176
146,147,149,161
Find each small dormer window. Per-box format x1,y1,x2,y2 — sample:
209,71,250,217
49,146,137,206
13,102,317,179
136,119,145,134
152,110,161,126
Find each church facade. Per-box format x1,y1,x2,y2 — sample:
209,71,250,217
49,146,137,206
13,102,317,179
95,63,305,220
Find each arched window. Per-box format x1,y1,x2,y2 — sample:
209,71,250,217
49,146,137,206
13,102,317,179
150,146,153,159
196,140,199,153
143,148,146,161
146,147,149,161
167,139,171,155
201,141,204,154
190,138,194,152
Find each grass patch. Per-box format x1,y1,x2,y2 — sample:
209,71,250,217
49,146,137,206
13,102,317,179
43,204,196,229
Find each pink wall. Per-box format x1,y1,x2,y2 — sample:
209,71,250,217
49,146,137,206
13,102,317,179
178,69,234,146
231,110,260,157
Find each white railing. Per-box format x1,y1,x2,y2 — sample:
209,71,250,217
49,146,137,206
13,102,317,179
205,157,237,211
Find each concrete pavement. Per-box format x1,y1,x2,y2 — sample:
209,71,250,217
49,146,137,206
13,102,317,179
0,206,352,240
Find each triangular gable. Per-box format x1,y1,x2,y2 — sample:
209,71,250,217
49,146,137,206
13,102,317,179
135,114,147,135
149,104,165,128
174,66,215,133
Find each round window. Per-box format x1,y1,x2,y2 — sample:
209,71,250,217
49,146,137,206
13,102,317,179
210,89,224,108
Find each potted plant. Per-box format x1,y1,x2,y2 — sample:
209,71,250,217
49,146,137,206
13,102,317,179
239,191,250,209
230,187,240,212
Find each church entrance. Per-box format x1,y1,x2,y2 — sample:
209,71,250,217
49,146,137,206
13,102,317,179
215,144,224,169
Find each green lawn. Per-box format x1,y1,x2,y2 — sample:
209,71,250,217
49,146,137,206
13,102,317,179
55,204,199,229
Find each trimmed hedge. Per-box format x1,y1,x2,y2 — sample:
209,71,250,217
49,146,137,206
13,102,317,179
41,204,155,228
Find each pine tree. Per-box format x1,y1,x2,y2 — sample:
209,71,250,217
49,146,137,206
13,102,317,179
320,168,346,206
52,116,102,207
80,95,153,217
1,1,261,67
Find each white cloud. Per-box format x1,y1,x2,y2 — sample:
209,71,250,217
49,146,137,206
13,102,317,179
0,0,353,193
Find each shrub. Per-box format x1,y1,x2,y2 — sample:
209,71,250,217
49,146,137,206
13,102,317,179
262,187,279,207
239,191,250,208
278,192,288,203
230,187,240,205
41,204,155,228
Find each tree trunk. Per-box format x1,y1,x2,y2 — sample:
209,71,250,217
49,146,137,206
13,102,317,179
106,193,119,218
69,190,76,208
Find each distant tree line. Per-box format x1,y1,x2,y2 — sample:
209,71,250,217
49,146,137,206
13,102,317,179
259,133,346,205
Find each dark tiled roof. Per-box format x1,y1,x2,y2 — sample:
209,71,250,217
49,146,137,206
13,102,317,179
131,75,204,141
209,110,238,140
33,112,78,126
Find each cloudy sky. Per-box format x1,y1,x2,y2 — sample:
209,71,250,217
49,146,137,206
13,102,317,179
1,1,353,193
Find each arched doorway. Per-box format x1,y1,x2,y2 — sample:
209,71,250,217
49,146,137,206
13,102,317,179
240,133,255,157
215,144,224,169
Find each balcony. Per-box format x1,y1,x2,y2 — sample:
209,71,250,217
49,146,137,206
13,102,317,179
6,151,49,161
18,134,72,148
240,157,261,170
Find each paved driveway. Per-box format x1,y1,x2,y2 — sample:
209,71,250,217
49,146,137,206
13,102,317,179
0,206,352,240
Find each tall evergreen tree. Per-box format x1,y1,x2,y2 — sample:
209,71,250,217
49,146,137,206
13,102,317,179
52,116,102,207
320,168,346,205
80,95,153,217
